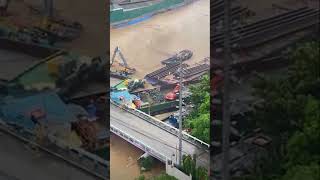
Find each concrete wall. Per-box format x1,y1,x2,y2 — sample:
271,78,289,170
166,160,192,180
110,0,185,23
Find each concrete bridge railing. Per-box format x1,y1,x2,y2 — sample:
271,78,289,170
110,125,167,163
0,122,108,179
111,101,210,150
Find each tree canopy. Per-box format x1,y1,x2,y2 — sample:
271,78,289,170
135,173,178,180
185,74,210,143
248,42,320,180
182,155,208,180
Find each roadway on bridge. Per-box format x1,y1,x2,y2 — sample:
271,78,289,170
110,103,209,169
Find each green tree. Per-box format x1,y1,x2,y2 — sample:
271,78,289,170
182,155,196,176
189,74,210,108
138,156,154,171
136,175,146,180
285,97,320,169
185,74,210,143
251,42,319,144
195,166,209,180
152,173,178,180
248,41,320,179
186,113,210,143
182,155,208,180
281,164,320,180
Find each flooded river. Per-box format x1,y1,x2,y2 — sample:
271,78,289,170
111,0,209,179
19,0,108,56
110,134,165,180
110,0,210,79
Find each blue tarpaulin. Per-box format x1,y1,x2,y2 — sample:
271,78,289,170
110,90,139,104
0,92,77,131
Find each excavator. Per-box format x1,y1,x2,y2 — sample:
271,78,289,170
110,46,136,79
0,0,81,44
37,0,82,41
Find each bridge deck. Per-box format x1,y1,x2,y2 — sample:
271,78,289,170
110,103,209,169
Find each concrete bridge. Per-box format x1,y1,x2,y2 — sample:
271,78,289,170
110,101,210,169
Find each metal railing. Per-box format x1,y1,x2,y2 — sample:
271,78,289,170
110,125,167,163
111,100,210,150
0,122,108,179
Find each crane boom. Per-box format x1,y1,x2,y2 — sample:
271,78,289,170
117,48,128,67
110,46,118,65
110,46,128,67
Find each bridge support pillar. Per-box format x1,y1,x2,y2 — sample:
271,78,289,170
138,152,150,161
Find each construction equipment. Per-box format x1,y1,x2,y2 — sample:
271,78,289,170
0,0,82,43
0,19,54,46
32,0,83,41
47,55,77,78
127,79,145,92
165,84,180,101
37,18,82,41
110,46,136,78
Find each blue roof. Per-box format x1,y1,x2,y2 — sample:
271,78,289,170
0,92,77,131
110,90,139,104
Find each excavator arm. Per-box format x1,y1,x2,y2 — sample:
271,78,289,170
117,47,128,67
110,46,118,65
111,46,128,67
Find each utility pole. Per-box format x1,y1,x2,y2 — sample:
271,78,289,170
222,0,231,179
178,58,183,166
42,0,53,27
43,0,53,18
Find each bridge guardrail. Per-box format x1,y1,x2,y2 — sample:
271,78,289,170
110,125,167,162
70,147,110,167
0,122,108,179
111,100,210,150
48,134,109,168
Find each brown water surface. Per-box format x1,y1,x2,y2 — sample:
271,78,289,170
110,134,165,180
110,0,210,79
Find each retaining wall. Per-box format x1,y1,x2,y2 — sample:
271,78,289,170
110,0,185,23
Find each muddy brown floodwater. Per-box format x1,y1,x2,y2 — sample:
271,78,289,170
13,0,108,56
110,0,210,79
110,0,209,179
110,134,165,180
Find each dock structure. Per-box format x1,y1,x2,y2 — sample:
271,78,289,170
0,37,108,179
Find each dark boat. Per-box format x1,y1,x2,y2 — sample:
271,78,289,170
161,49,193,65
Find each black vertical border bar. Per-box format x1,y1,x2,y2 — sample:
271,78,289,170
210,0,214,178
106,0,111,179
